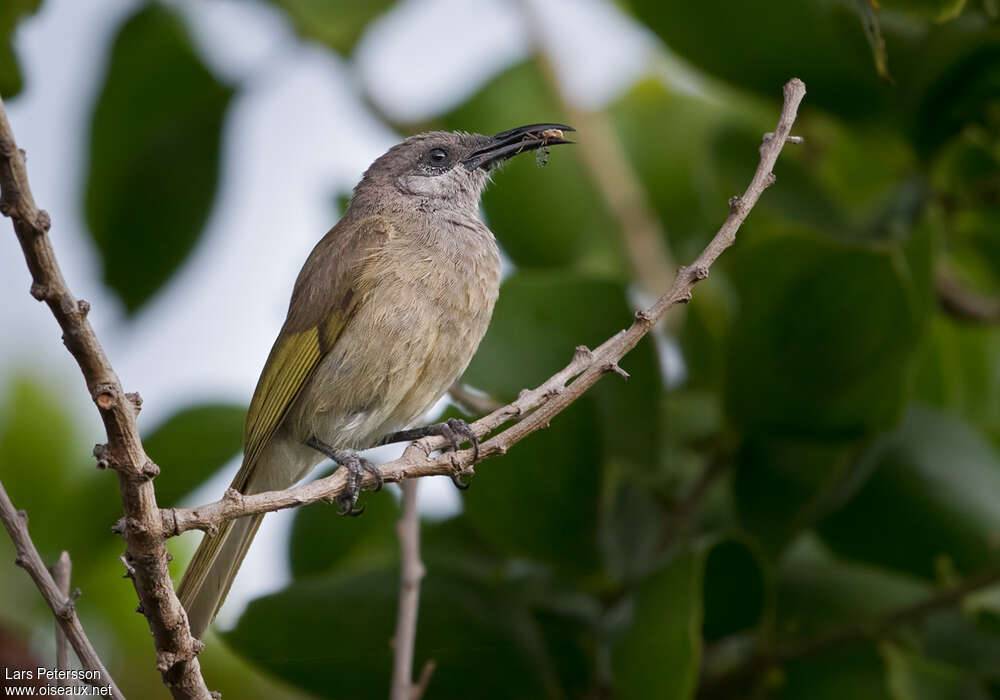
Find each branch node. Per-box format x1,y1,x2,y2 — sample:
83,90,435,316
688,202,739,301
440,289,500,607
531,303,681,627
141,460,160,480
35,209,51,233
29,281,50,301
728,195,744,214
76,299,90,317
119,554,136,579
691,265,710,281
56,598,76,622
92,383,117,410
93,443,110,470
605,362,630,379
573,345,593,362
764,172,777,187
126,391,143,413
135,603,145,615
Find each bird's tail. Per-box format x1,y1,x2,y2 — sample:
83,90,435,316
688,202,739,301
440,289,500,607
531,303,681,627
177,511,264,638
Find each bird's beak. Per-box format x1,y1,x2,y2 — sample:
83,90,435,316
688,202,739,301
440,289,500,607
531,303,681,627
463,123,575,171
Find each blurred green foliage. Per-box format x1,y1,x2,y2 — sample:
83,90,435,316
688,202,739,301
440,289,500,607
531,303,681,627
0,0,40,97
2,0,1000,698
84,3,233,313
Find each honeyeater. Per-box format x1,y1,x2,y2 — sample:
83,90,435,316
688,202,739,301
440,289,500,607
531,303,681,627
177,124,573,638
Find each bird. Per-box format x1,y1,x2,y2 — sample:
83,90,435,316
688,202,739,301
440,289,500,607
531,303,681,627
177,123,574,638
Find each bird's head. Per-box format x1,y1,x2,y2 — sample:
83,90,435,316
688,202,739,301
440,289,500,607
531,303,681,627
352,124,573,213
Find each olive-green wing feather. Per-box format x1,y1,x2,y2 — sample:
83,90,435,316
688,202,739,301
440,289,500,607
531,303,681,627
177,215,393,636
234,214,394,489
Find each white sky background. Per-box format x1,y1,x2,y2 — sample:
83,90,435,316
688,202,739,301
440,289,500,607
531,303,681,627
0,0,663,629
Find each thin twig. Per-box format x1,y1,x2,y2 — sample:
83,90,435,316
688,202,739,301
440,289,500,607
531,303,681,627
411,660,436,700
390,481,429,700
48,551,72,677
161,79,807,536
448,381,503,415
936,270,1000,323
0,481,124,699
0,96,212,698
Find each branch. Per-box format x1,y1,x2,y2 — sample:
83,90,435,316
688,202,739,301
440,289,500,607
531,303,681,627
163,78,807,536
447,381,503,415
699,565,1000,697
48,551,72,677
936,270,1000,323
389,480,430,700
0,480,124,699
0,97,213,698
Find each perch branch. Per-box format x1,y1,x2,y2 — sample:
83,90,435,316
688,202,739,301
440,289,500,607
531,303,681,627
389,480,430,700
0,480,124,699
0,96,213,698
48,550,72,677
936,270,1000,323
163,78,807,536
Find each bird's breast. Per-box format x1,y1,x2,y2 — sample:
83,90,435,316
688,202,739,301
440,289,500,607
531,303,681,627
295,218,501,448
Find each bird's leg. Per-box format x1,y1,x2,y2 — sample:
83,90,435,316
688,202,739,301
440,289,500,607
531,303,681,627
305,436,383,516
377,418,478,490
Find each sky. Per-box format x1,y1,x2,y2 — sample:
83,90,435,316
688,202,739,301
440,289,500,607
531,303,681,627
0,0,661,629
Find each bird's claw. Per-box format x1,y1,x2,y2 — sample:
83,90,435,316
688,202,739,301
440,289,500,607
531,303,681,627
439,418,476,490
305,437,382,516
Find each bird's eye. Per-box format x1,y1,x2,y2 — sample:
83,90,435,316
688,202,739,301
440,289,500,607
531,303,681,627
428,147,449,164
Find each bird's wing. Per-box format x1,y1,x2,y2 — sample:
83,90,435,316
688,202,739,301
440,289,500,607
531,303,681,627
233,215,393,489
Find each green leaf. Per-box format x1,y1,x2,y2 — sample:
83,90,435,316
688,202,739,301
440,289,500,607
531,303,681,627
460,273,661,575
819,405,1000,578
627,0,1000,155
612,549,702,700
460,398,603,575
734,436,867,555
288,475,400,579
264,0,395,54
725,229,928,437
464,272,661,473
142,403,246,507
775,535,931,639
701,538,766,642
626,0,889,121
225,566,566,699
881,643,991,700
419,61,627,277
775,645,895,700
85,3,233,313
0,374,85,557
0,0,41,98
607,79,734,261
913,315,1000,447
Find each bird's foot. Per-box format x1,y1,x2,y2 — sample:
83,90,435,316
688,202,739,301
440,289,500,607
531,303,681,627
378,418,478,490
305,437,383,516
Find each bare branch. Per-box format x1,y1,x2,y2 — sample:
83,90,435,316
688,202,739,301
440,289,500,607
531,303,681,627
164,78,807,535
0,481,124,699
0,96,212,698
447,381,503,415
936,270,1000,323
390,481,428,700
48,551,72,676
